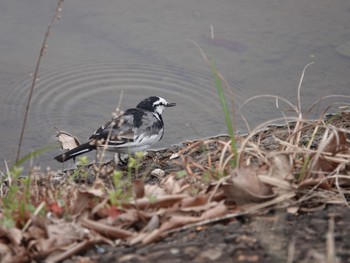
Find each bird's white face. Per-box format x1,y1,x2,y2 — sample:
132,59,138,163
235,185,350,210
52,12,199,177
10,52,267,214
153,97,168,115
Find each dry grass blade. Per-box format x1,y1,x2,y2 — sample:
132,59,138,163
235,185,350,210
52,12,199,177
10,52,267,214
296,62,314,114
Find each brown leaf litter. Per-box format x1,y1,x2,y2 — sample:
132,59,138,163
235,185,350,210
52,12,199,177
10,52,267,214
0,112,350,262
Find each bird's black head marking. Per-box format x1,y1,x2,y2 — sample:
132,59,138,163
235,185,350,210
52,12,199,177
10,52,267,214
136,96,160,112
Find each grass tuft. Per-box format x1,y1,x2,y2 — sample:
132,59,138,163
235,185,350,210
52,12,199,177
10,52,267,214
210,60,238,167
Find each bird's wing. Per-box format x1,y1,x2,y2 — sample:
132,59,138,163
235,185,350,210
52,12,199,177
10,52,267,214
88,109,151,144
89,108,163,147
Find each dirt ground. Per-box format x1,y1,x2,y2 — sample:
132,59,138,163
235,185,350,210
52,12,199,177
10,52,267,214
70,205,350,263
62,113,350,263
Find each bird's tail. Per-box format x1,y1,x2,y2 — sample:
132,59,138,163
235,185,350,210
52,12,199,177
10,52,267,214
54,141,95,162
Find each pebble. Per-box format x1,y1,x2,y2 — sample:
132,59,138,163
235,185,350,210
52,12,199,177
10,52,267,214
151,168,165,177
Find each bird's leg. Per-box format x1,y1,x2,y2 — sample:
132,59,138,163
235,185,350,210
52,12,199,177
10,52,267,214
114,153,129,166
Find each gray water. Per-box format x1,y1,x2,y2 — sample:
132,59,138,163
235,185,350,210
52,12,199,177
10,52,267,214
1,0,350,168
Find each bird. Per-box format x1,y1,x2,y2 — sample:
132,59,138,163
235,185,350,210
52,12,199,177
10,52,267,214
54,96,176,163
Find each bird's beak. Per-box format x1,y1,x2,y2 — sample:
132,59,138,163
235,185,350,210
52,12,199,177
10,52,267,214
166,102,176,107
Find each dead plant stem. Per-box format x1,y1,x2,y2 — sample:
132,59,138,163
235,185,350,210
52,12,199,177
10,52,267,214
16,0,64,162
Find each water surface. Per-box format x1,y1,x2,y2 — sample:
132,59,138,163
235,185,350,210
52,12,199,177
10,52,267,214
1,0,350,167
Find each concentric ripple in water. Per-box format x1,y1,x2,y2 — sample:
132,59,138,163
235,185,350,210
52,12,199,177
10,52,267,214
1,59,245,164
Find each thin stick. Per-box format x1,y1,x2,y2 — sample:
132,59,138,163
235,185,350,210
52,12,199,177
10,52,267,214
16,0,64,162
286,236,296,263
326,216,336,263
95,90,124,179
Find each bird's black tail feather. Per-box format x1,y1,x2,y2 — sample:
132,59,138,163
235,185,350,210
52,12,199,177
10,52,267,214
54,141,95,162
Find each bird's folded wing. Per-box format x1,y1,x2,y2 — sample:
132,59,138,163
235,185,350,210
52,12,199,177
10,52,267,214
89,115,136,145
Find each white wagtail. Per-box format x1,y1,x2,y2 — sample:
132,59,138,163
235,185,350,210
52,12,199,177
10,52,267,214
54,96,176,163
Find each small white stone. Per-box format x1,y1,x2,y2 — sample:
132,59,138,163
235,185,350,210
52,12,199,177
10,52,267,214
170,248,180,255
151,168,165,177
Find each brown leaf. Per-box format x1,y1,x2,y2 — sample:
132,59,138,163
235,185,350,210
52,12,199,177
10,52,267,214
74,189,104,215
47,222,89,247
128,232,148,246
268,153,293,180
323,130,348,154
24,225,47,241
298,177,332,190
127,194,188,210
141,214,160,233
133,179,145,199
180,202,218,213
8,228,22,247
80,218,133,239
31,238,56,254
222,167,276,205
200,202,227,220
312,130,349,173
55,129,80,150
142,229,164,245
180,195,210,208
45,237,102,263
161,175,182,194
107,209,140,227
144,184,166,197
0,243,12,263
159,215,200,232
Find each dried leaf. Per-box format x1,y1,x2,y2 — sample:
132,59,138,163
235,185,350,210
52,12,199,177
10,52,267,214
24,225,46,241
200,202,227,220
268,153,293,180
133,179,145,199
8,228,22,247
74,189,104,214
144,184,166,197
55,129,80,150
298,177,332,190
45,237,102,263
159,215,200,232
128,232,148,246
222,167,275,205
142,229,164,245
258,175,293,191
141,214,160,233
128,194,188,210
180,202,218,213
0,243,11,261
312,130,349,173
108,209,140,227
47,222,89,247
180,195,210,208
161,175,182,194
80,218,133,239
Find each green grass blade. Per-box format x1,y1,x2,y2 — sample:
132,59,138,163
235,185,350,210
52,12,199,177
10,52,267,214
210,60,238,167
13,144,56,168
